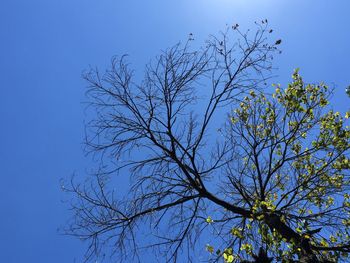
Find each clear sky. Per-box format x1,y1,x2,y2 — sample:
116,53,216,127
1,0,349,262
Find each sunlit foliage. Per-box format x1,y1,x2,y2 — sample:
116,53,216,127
206,70,350,262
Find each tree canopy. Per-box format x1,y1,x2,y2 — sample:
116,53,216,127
64,23,350,263
210,70,350,262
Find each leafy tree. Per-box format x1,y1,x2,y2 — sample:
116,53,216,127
217,71,350,263
64,23,350,262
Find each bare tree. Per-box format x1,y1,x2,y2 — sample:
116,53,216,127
64,22,349,262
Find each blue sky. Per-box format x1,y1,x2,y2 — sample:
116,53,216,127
1,0,349,262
